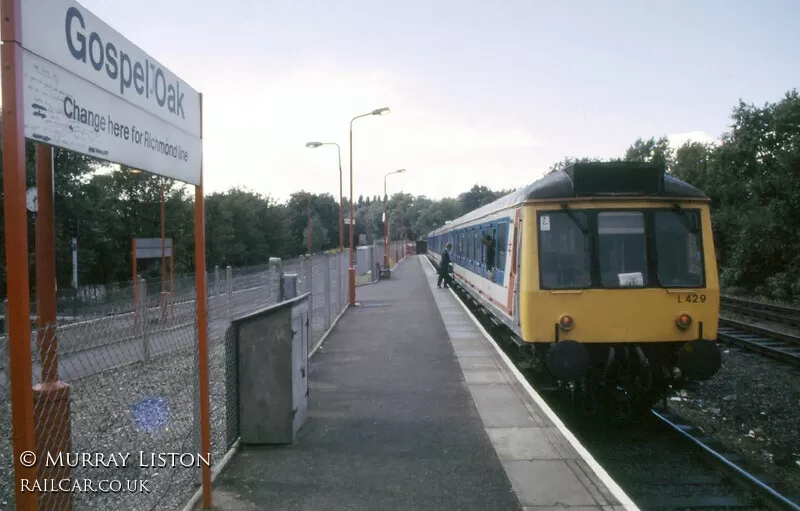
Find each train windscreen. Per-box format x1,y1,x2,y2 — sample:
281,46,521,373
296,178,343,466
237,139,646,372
538,211,591,289
654,210,704,287
537,208,705,289
597,211,648,288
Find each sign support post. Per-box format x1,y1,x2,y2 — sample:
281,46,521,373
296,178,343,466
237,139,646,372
194,93,212,509
1,0,39,507
132,239,138,324
161,181,167,321
34,143,73,511
3,0,209,506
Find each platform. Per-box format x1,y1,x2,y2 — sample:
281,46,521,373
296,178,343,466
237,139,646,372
196,256,638,511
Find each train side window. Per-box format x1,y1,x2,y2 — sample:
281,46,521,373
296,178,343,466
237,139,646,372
497,222,508,271
654,211,704,287
538,212,590,289
598,211,648,288
468,229,474,261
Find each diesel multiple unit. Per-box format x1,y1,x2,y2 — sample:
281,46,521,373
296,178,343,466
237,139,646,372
427,162,722,414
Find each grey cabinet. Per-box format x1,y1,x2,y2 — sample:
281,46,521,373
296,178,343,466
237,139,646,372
232,293,310,445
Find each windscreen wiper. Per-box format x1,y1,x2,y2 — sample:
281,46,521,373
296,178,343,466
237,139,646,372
560,204,588,234
670,204,699,234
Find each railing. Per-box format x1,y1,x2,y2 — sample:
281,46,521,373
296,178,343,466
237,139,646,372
0,243,413,511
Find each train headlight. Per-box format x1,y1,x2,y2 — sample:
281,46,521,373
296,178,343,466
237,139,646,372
676,313,692,329
559,315,574,331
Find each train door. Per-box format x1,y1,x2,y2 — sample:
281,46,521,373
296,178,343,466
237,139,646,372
510,208,522,325
491,225,498,284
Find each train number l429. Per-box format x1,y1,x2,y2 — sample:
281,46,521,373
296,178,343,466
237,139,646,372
677,293,706,303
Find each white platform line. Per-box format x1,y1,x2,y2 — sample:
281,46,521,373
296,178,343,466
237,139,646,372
420,255,639,511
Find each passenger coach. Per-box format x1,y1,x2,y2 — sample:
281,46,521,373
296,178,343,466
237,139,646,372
427,162,722,414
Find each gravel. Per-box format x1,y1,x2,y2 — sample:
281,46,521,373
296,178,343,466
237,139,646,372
0,258,341,511
0,340,201,511
668,341,800,498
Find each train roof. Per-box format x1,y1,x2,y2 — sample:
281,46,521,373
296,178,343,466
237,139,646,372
428,162,707,236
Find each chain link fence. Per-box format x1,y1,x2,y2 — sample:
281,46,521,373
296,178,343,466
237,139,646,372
0,245,407,510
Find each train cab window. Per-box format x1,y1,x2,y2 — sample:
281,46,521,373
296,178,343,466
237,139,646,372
598,212,648,288
654,210,704,287
538,212,590,289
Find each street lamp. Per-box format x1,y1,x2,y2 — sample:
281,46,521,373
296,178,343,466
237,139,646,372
306,141,344,253
349,106,390,306
383,169,406,267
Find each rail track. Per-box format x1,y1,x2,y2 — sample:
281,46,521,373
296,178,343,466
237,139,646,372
433,259,800,510
564,406,800,510
719,296,800,367
718,318,800,367
721,296,800,328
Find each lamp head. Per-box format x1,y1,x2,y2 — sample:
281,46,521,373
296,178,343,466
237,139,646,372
306,141,323,148
371,107,391,116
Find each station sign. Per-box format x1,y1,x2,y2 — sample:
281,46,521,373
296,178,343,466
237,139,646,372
20,0,202,185
134,238,173,259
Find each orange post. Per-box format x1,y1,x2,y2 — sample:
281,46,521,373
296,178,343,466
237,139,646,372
2,0,39,507
132,239,138,323
348,123,356,305
194,93,213,508
170,253,174,316
34,144,73,510
160,181,167,321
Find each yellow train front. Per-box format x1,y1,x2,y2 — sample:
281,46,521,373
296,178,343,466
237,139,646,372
428,162,722,415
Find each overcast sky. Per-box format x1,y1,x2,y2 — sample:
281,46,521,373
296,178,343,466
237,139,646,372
27,1,800,201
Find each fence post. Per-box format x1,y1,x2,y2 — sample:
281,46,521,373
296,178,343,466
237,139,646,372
268,257,282,305
140,278,150,362
226,266,233,323
324,254,332,330
305,256,313,344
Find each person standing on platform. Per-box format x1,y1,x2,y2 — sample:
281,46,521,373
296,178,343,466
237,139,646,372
438,242,453,288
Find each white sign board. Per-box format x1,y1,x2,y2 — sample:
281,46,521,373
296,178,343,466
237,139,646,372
135,238,173,259
19,0,202,185
539,215,550,231
618,272,644,287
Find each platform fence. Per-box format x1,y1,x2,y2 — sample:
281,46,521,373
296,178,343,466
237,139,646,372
0,243,409,510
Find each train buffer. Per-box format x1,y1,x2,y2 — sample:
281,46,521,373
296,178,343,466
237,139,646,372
193,255,639,510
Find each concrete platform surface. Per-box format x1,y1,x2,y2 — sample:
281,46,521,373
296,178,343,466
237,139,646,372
199,256,523,510
419,256,639,511
196,256,638,511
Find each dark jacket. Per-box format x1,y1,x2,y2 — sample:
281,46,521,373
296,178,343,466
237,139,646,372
439,249,451,275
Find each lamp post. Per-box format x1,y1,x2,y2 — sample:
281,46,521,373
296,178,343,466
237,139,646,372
307,193,312,255
349,107,390,306
383,169,405,267
305,141,344,253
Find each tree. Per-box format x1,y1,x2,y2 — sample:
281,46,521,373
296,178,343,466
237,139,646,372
623,136,673,168
303,215,329,254
458,185,501,214
547,156,604,174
